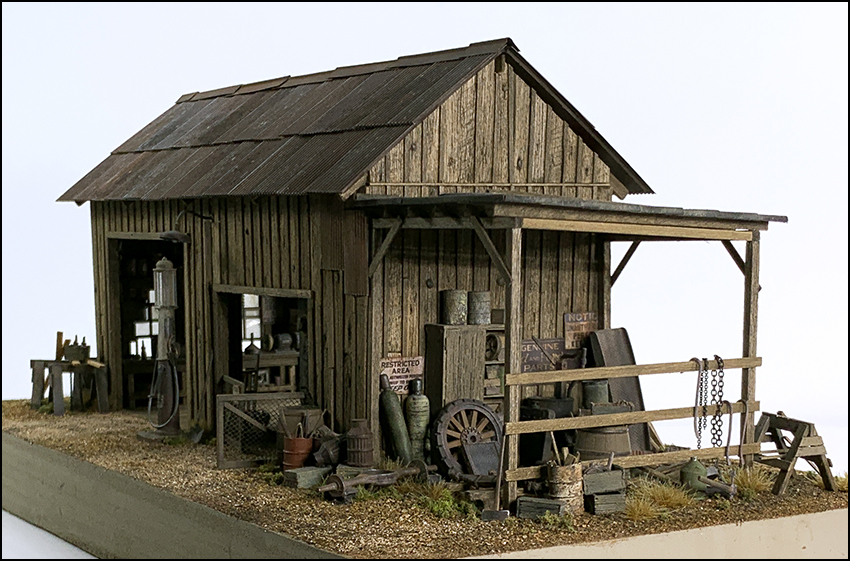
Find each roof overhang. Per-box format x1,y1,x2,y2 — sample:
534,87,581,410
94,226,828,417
350,193,787,242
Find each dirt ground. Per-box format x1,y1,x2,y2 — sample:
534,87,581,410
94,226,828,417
2,400,847,559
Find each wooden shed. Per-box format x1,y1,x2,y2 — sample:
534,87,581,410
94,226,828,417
59,39,786,492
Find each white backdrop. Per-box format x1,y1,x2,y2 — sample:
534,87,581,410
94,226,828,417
3,3,847,477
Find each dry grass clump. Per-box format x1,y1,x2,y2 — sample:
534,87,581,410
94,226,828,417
625,496,662,521
803,470,848,492
734,464,774,500
631,478,696,510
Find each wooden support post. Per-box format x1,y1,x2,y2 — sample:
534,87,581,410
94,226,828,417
49,363,64,416
95,365,109,413
610,241,640,287
71,368,83,411
722,240,761,292
503,227,522,507
31,361,45,409
597,236,611,330
742,231,760,466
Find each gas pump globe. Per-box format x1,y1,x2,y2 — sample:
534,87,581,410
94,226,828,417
154,257,177,309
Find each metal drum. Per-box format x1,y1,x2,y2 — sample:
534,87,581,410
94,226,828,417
467,291,491,325
575,425,631,460
440,290,468,325
582,379,610,409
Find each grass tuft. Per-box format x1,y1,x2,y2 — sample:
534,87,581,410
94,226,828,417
734,464,774,501
630,478,696,510
537,511,574,531
803,470,848,492
625,496,662,521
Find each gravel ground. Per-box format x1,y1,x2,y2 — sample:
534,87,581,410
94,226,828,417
3,400,846,559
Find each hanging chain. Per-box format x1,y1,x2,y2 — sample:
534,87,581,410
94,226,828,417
693,357,710,449
710,355,725,448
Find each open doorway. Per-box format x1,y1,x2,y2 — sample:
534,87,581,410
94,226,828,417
117,239,185,408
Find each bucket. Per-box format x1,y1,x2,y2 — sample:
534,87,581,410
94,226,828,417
440,290,468,325
467,291,491,325
581,379,609,409
281,425,313,470
547,463,583,514
574,425,631,460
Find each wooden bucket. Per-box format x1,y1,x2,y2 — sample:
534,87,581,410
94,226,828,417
547,463,583,514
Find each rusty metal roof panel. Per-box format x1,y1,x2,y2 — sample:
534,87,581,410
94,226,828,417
299,70,404,134
167,94,250,148
305,126,408,193
234,76,290,95
177,141,263,198
203,139,292,196
145,98,219,151
122,148,201,199
113,103,196,154
155,145,238,200
217,86,315,142
226,137,310,195
278,75,370,136
58,152,141,201
187,90,278,146
140,146,219,200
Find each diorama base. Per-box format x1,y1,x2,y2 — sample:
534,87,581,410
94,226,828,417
2,432,847,559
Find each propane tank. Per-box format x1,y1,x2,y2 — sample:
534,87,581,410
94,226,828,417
380,374,413,464
404,378,430,461
680,457,709,492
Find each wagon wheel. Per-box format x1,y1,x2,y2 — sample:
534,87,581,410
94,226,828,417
431,399,503,477
485,334,501,362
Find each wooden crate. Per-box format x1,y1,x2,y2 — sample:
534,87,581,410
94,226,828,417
424,324,485,419
584,491,626,514
583,467,628,495
516,496,571,519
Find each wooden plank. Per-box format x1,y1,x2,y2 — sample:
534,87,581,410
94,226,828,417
106,237,122,411
261,197,272,289
438,229,457,290
299,197,312,291
439,87,460,189
50,363,64,416
521,218,754,241
562,127,579,198
31,361,45,408
456,229,473,290
227,198,243,286
202,199,215,425
742,231,760,466
523,230,541,339
384,229,403,354
556,232,574,338
402,230,420,356
527,89,547,194
368,219,403,278
472,222,489,292
573,231,591,313
544,105,564,196
506,357,762,386
493,60,510,185
372,216,518,230
539,231,558,337
577,140,594,200
597,237,611,330
321,270,335,426
489,229,506,311
278,197,290,288
333,271,344,430
354,296,368,419
289,197,300,287
504,227,522,506
510,71,530,189
404,124,423,197
457,77,476,187
419,229,438,353
90,204,103,363
474,60,495,186
306,196,320,404
267,197,279,288
212,284,313,300
506,401,759,435
421,111,440,197
387,141,405,197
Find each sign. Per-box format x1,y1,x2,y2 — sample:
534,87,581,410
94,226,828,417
521,338,567,373
565,312,598,349
380,356,424,394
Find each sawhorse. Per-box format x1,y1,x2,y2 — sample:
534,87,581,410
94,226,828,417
754,412,836,494
31,359,109,415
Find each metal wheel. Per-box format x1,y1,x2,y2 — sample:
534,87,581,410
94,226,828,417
485,334,501,361
431,398,503,477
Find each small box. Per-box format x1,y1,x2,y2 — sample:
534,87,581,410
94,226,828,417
584,491,626,514
583,467,628,496
516,496,570,519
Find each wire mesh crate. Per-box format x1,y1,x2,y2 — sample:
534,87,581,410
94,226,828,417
216,392,303,469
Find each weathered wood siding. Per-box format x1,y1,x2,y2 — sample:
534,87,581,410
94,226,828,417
90,196,366,432
365,60,612,199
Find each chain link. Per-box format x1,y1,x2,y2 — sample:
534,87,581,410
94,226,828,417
710,355,726,448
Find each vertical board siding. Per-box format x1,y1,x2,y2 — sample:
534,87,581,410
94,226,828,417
367,63,609,198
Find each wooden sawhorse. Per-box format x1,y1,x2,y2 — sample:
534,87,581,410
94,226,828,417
31,359,109,415
754,412,836,494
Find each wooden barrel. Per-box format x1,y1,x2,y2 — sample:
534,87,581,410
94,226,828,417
575,425,631,460
346,418,375,467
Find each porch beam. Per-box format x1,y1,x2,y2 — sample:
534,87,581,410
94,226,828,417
742,231,760,466
367,218,402,278
468,217,512,285
521,218,752,241
610,241,640,287
371,216,518,230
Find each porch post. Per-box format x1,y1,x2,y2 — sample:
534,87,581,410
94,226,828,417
742,231,760,466
504,227,522,506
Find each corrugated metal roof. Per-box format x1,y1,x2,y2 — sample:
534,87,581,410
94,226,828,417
58,38,654,202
